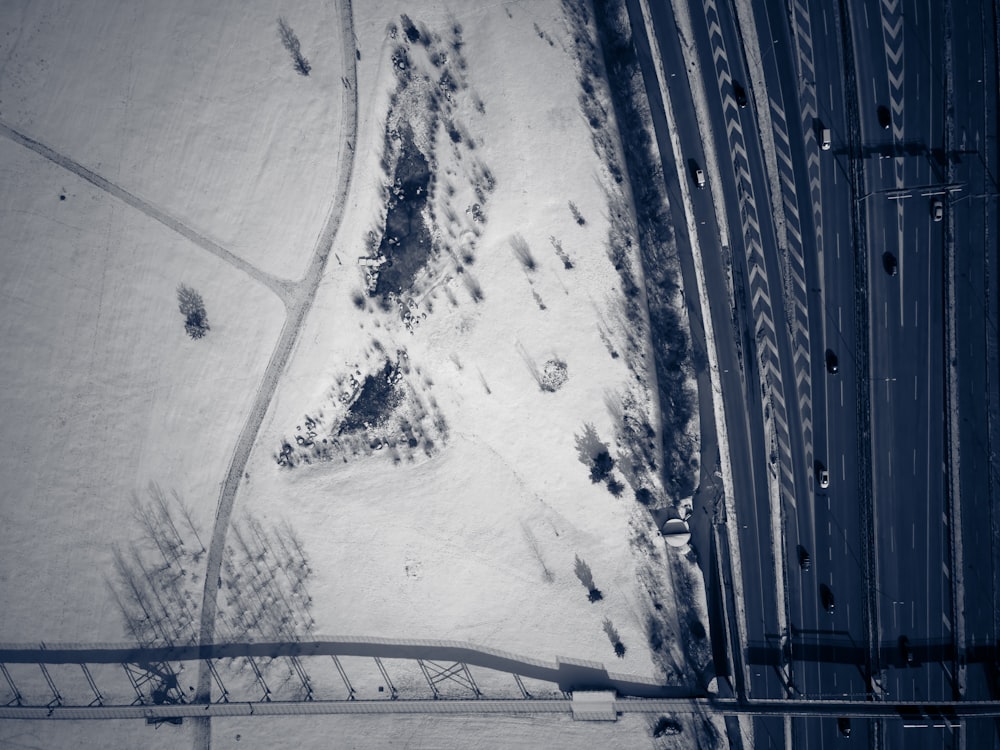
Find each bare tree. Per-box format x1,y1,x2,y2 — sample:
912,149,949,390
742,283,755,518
278,18,312,76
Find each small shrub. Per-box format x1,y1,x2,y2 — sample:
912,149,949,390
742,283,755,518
588,587,604,603
177,284,210,339
607,477,624,496
540,359,568,392
590,450,614,483
652,716,682,737
399,14,423,44
635,487,654,506
568,201,586,225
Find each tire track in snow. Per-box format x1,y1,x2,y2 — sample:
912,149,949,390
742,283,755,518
0,120,294,306
190,2,358,746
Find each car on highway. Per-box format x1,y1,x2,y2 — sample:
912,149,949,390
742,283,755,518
932,197,944,222
882,251,898,276
899,635,914,665
820,583,836,614
797,545,812,571
877,105,891,130
816,461,830,489
733,81,748,108
837,717,852,737
820,126,832,151
693,166,706,188
825,349,839,374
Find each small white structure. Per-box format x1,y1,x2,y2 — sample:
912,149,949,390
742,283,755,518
661,518,691,548
570,690,617,721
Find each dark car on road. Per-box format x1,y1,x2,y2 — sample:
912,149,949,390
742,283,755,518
899,635,914,665
882,251,898,276
877,105,891,130
820,583,836,613
797,545,812,571
826,349,839,374
838,717,852,737
734,81,748,108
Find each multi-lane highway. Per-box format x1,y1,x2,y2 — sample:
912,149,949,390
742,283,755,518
631,0,998,747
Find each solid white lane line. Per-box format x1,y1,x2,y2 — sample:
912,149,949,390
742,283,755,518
913,448,917,474
838,305,842,331
840,380,844,407
885,301,888,327
914,375,918,400
891,526,895,553
914,299,918,326
912,524,916,549
836,232,840,260
841,453,845,481
888,450,892,477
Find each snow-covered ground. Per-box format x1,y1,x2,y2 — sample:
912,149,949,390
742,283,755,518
1,0,706,745
1,712,670,750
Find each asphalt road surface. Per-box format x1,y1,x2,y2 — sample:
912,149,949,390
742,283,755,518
634,0,998,747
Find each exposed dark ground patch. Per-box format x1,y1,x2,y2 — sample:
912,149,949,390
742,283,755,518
374,126,434,297
338,360,402,434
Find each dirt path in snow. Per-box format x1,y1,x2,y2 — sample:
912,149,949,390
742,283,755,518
190,2,358,747
0,120,295,306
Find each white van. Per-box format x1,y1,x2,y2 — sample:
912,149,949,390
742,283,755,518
820,127,832,151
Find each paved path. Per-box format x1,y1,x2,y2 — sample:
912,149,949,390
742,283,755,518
0,638,690,700
191,1,359,747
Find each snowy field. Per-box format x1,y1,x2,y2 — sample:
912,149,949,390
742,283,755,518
1,0,708,746
1,712,675,750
